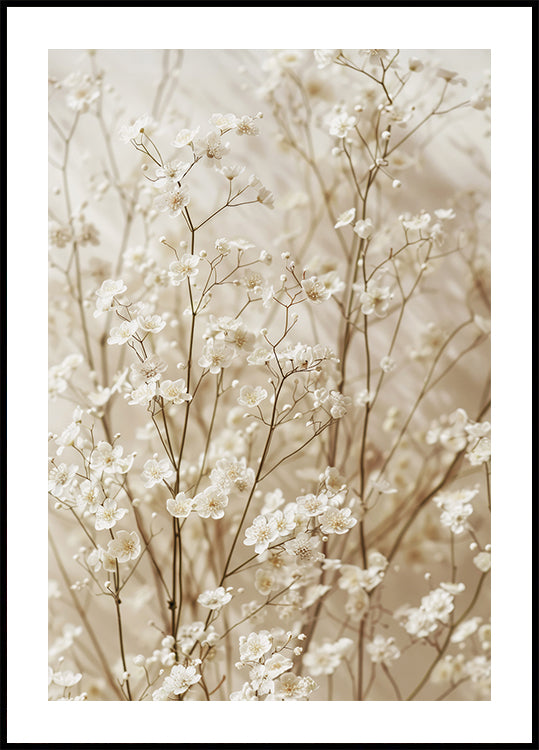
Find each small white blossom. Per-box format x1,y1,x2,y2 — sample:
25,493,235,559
168,254,200,284
172,127,200,149
107,530,141,563
319,506,357,535
353,218,374,239
167,492,194,518
94,498,128,531
107,320,139,346
244,515,280,554
238,385,268,408
473,551,491,572
160,378,191,404
142,458,174,488
198,339,236,374
239,631,273,662
194,486,228,519
366,635,401,665
301,276,331,303
198,587,232,609
154,186,190,217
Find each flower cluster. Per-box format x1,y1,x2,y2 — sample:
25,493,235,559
48,48,491,703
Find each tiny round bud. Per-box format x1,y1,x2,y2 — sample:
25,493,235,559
392,179,401,189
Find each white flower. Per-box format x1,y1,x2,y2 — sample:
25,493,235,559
166,492,194,518
284,532,324,566
473,551,491,572
275,672,317,699
76,480,101,514
366,635,401,665
244,515,279,554
264,653,293,679
466,437,491,465
107,530,141,563
137,314,166,334
319,506,357,535
64,72,99,113
119,113,155,142
198,339,236,374
200,130,229,160
334,207,356,228
249,175,274,208
403,607,438,638
301,276,331,303
51,669,82,687
353,218,374,239
194,486,228,519
420,587,455,624
464,656,491,683
168,254,200,284
328,390,351,419
303,638,353,676
358,279,392,317
127,381,158,406
160,378,191,404
107,320,139,346
451,617,482,643
210,112,239,131
329,112,356,138
296,493,328,517
96,278,127,300
162,664,201,696
230,682,257,701
87,546,116,573
239,631,273,662
131,354,168,384
197,586,232,609
142,458,174,488
48,463,78,496
238,385,268,407
90,442,134,475
172,126,200,149
235,114,260,136
94,498,128,531
402,212,431,232
380,355,396,373
154,161,189,191
433,488,478,534
154,186,190,217
210,456,254,494
217,164,245,182
95,279,126,316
